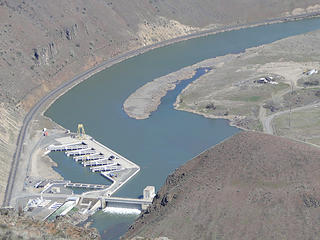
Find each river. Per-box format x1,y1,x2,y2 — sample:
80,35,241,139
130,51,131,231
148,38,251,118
45,17,320,239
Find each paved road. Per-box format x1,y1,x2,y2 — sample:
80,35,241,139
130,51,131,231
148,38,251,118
262,102,320,135
4,12,320,207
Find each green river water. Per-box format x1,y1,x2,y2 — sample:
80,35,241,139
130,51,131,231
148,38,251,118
45,17,320,239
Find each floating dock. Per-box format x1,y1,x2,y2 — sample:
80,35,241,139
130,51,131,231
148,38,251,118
65,182,108,190
66,148,96,157
74,153,103,162
47,143,85,152
23,128,152,222
83,159,114,167
47,134,140,196
90,165,121,172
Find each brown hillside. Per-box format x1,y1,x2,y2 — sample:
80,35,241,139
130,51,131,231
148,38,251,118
1,0,320,204
0,208,100,239
126,131,320,239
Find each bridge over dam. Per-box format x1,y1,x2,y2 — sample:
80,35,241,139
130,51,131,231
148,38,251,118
21,185,156,220
37,192,154,210
29,184,156,220
30,129,156,220
102,196,153,210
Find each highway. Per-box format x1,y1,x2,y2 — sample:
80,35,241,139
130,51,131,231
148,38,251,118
4,12,320,207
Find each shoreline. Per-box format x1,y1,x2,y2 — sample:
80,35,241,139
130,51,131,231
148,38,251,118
123,67,198,120
33,10,320,120
5,11,320,207
123,13,320,121
38,12,320,122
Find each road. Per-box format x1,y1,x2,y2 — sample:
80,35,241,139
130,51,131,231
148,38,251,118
4,12,320,207
262,102,320,135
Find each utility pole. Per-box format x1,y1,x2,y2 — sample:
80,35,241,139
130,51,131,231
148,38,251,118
289,82,293,129
77,123,86,140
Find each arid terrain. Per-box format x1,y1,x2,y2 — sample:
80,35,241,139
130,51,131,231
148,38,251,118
0,208,100,239
125,131,320,239
176,30,320,145
2,1,320,239
2,0,320,205
125,28,320,146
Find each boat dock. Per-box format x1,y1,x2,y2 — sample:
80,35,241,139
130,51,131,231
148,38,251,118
46,133,140,197
83,158,113,167
19,128,155,222
90,165,121,172
66,148,96,157
74,153,103,162
65,182,108,190
47,143,84,152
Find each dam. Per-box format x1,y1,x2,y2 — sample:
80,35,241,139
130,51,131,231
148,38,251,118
20,127,155,222
44,17,320,239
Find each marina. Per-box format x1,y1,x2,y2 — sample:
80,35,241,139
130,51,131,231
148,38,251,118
83,159,114,167
46,127,141,197
18,126,155,224
74,153,104,162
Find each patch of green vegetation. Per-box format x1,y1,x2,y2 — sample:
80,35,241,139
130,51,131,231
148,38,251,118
273,108,320,146
254,121,263,131
72,207,78,212
230,95,261,102
256,180,287,188
68,207,79,215
274,82,290,91
247,96,261,102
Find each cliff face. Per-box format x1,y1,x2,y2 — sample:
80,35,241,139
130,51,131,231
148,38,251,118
125,132,320,239
0,0,320,204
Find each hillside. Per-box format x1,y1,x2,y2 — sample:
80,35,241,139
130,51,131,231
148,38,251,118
125,131,320,239
0,208,100,239
1,0,320,204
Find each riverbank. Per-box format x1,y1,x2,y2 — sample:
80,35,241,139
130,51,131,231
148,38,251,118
6,11,320,208
175,29,320,145
125,131,320,239
123,14,320,122
8,12,320,207
8,14,320,240
1,12,320,240
123,18,320,131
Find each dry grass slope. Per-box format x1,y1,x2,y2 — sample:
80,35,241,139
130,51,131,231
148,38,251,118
126,131,320,240
0,0,320,204
0,208,100,239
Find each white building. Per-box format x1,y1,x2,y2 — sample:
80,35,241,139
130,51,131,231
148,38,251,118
143,186,156,200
